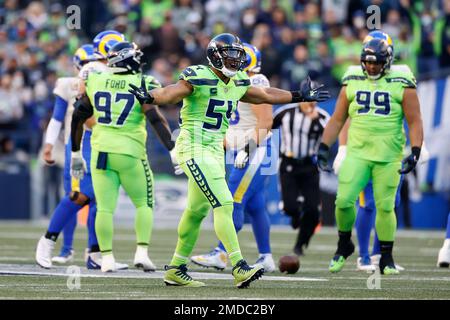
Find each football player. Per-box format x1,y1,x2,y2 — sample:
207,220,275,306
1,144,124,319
332,31,428,272
70,41,172,272
191,43,276,272
317,36,423,275
128,33,330,287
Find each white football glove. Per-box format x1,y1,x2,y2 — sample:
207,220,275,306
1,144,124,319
418,142,430,164
70,151,87,180
333,146,347,175
234,149,249,169
170,149,184,175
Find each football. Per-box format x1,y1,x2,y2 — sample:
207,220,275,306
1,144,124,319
278,255,300,274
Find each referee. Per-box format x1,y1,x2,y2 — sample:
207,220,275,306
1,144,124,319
273,100,330,256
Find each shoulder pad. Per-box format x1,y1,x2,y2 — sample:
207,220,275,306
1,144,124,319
341,65,366,85
53,77,78,101
79,61,109,81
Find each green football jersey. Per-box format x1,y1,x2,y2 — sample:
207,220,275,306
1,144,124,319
176,65,250,161
342,65,416,162
86,72,160,159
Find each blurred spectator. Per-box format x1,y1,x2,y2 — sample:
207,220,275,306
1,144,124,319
435,0,450,70
141,0,173,29
172,0,203,38
322,0,350,24
281,43,315,90
0,135,28,163
0,74,23,128
329,25,360,82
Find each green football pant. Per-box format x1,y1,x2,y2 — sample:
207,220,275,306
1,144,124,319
170,155,244,267
90,150,154,254
335,156,401,241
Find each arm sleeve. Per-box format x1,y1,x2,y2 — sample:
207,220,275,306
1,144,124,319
145,106,175,151
52,95,68,122
44,95,68,145
71,95,93,152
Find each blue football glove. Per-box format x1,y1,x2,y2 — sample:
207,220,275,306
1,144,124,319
315,143,332,172
398,147,421,174
128,76,154,105
293,76,331,103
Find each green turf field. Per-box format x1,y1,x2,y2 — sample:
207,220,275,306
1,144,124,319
0,222,449,300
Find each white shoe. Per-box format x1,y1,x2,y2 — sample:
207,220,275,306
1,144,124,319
86,251,129,271
437,239,450,268
101,254,116,273
252,254,276,273
371,254,405,271
36,236,55,269
357,256,376,273
191,248,228,270
51,249,74,264
134,246,156,272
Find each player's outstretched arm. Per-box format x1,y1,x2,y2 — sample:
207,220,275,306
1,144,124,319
240,76,330,105
128,77,192,106
317,87,349,172
399,88,424,174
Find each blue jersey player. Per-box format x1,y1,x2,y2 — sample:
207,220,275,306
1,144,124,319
190,43,276,272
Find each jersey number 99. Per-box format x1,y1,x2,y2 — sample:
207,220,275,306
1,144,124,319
355,91,391,116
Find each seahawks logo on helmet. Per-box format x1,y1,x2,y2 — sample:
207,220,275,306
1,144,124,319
206,33,246,78
107,41,143,74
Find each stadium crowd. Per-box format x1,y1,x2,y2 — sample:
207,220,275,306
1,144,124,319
0,0,449,159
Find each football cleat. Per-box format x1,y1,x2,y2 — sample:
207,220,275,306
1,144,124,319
36,236,55,269
437,240,450,268
191,248,228,270
134,246,156,272
379,253,400,275
164,264,205,287
51,249,74,264
86,251,128,271
329,239,355,273
101,254,116,273
356,256,376,273
251,254,276,273
371,254,405,271
232,259,264,289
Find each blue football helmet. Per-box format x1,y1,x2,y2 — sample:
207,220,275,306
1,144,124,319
107,41,143,74
206,33,246,78
360,38,391,79
73,44,100,70
242,43,262,74
363,30,394,68
93,30,126,58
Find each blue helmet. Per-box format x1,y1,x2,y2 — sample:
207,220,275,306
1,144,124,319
107,41,143,74
363,30,394,68
93,30,126,58
73,44,100,69
206,33,246,78
242,42,262,73
360,38,391,79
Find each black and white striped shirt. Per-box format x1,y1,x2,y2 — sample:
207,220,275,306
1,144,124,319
273,103,330,160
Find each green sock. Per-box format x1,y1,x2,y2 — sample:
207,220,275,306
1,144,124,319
135,206,153,245
170,208,207,266
213,204,243,266
95,211,114,253
335,206,356,232
375,210,397,241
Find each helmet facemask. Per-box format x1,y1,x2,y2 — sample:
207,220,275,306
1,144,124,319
208,42,246,78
